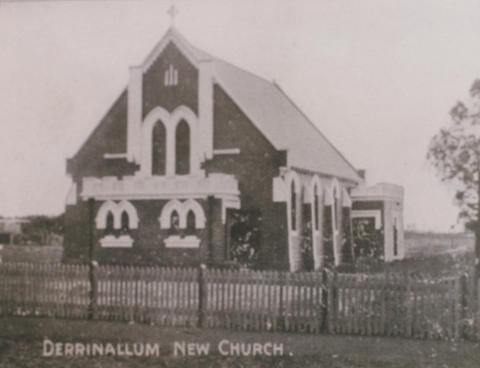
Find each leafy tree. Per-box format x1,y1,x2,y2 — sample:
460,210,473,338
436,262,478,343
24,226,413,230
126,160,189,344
427,79,480,292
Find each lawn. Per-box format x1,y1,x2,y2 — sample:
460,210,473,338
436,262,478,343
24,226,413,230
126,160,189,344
0,316,479,368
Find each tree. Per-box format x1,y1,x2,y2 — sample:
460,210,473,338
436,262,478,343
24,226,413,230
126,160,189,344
427,79,480,321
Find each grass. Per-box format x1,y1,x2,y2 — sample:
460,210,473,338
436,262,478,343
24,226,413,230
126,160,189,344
0,244,63,263
0,316,479,368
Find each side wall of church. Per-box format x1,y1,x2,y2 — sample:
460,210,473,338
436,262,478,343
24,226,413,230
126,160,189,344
204,85,290,270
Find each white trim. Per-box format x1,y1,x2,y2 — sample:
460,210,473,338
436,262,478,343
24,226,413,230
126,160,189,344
95,200,139,230
342,187,352,207
141,105,199,177
159,200,183,229
213,148,241,155
221,197,241,224
96,200,117,229
104,153,128,159
100,235,134,248
159,199,206,229
129,28,214,166
285,170,301,236
199,60,214,159
65,182,77,206
183,199,206,228
309,175,322,229
117,200,139,229
164,235,200,248
272,176,288,202
351,210,382,230
82,174,239,201
141,28,208,73
127,66,143,162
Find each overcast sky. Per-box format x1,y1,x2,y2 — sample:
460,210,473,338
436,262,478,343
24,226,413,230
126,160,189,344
1,0,480,231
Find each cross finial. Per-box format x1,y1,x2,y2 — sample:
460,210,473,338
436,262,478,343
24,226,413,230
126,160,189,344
167,5,179,27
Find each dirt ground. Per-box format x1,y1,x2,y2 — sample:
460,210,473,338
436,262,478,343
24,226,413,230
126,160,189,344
0,317,479,368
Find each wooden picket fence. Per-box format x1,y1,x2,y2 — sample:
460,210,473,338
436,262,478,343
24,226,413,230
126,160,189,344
0,262,90,319
0,262,473,340
203,269,324,333
325,271,467,340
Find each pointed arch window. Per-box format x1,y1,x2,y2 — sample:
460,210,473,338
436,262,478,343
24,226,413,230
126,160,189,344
121,211,130,233
175,120,190,175
170,210,180,235
314,185,320,231
291,181,297,231
152,120,166,175
186,210,196,235
333,188,339,231
106,212,114,234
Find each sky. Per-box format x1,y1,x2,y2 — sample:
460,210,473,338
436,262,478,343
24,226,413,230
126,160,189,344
1,0,480,231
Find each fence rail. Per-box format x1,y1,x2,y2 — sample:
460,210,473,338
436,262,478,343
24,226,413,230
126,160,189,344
0,262,473,340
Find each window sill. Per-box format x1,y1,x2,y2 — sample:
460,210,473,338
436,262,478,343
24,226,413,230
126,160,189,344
164,235,200,248
100,235,134,248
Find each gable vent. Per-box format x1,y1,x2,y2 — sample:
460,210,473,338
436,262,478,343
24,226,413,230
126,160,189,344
164,64,178,86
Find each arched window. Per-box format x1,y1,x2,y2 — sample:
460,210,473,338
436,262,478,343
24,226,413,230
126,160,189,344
393,219,398,256
314,185,320,231
170,210,180,235
333,188,339,231
175,120,190,175
291,181,297,231
186,210,196,235
120,211,129,232
152,120,166,175
106,212,114,234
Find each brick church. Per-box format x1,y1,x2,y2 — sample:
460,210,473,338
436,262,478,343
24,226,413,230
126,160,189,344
64,27,405,271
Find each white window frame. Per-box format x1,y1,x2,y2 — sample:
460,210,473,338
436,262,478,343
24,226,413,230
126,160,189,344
159,199,206,229
141,105,199,177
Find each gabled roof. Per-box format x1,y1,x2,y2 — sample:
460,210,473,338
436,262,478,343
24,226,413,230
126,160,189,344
143,28,361,183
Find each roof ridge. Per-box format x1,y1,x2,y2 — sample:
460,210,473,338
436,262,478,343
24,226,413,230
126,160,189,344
213,57,275,87
165,28,277,87
271,82,360,180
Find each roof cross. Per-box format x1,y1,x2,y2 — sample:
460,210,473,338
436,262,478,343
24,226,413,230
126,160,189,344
167,5,179,27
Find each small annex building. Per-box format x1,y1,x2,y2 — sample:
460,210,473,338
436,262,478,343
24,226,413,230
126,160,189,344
64,27,404,271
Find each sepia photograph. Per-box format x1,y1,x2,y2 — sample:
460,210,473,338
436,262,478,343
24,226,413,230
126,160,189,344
0,0,480,366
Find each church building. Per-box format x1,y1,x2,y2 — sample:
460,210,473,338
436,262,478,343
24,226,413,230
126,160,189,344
64,27,404,271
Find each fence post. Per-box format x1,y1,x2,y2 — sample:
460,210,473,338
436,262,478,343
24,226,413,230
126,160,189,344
326,269,337,334
455,273,468,339
320,268,329,333
278,271,285,330
87,197,98,320
197,264,207,328
88,261,98,320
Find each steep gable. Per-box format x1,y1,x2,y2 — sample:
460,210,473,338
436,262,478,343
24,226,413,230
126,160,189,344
69,27,361,184
142,41,199,116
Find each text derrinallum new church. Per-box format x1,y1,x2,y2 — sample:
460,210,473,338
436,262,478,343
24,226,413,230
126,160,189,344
64,27,405,271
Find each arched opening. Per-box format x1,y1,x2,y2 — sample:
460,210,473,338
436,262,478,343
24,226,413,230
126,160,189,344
106,212,114,234
291,181,297,231
152,120,166,175
314,185,320,231
186,210,196,235
333,188,339,231
323,205,334,266
120,211,129,233
175,120,190,175
169,210,180,235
